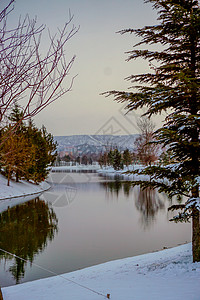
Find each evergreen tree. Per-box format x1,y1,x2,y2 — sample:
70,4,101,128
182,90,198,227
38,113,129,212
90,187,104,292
8,104,24,129
112,148,124,170
0,106,57,184
0,130,16,186
0,126,34,185
7,104,30,182
63,154,71,163
123,149,132,167
26,124,57,183
107,149,115,166
105,0,200,261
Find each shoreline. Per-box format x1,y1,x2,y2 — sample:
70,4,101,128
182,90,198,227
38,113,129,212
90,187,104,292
2,242,200,300
0,174,50,213
0,189,49,201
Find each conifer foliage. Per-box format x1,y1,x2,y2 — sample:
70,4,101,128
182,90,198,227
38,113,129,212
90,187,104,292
0,106,57,185
105,0,200,261
99,148,132,170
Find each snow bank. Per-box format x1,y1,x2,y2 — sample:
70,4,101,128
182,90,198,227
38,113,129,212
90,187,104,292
51,164,146,180
0,174,50,213
2,243,200,300
97,165,146,180
51,164,100,172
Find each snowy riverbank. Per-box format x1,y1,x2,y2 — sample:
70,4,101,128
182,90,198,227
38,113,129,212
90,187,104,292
0,174,50,213
51,164,144,179
97,165,144,179
2,243,200,300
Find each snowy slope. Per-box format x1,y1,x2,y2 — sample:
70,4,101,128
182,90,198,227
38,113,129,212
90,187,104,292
0,174,50,213
2,243,200,300
54,134,138,153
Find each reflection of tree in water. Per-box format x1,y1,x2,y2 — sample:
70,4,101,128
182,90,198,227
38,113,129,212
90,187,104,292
0,198,58,283
135,187,165,229
123,181,132,196
100,181,165,228
100,181,132,198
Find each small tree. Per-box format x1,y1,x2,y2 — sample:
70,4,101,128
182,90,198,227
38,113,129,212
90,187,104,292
0,131,15,186
134,117,159,165
0,107,57,184
7,104,33,182
82,155,88,165
107,150,115,166
76,156,81,165
105,0,200,261
54,155,61,166
98,152,108,167
123,149,132,167
63,155,71,163
0,126,34,185
26,124,57,183
112,148,124,171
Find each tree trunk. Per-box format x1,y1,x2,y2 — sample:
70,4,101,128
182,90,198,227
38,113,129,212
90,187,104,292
0,287,4,300
7,171,10,186
192,207,200,262
16,170,19,182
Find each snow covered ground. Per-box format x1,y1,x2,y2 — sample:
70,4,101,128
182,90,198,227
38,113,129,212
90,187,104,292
0,174,50,213
2,243,200,300
97,165,143,179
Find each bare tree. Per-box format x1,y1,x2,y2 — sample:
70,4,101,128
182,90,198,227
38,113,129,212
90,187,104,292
0,0,79,139
135,117,159,166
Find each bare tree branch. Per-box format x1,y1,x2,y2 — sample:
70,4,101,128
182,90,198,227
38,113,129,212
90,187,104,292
0,0,79,143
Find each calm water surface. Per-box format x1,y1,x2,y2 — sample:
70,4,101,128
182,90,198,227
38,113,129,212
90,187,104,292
0,171,191,287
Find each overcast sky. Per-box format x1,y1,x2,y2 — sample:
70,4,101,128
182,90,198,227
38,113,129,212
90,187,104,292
9,0,161,136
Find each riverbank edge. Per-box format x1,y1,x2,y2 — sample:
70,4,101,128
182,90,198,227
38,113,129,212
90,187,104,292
0,187,50,201
2,242,200,300
0,174,51,201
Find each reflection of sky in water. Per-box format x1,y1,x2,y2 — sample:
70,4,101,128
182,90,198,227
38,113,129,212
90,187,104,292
0,172,191,287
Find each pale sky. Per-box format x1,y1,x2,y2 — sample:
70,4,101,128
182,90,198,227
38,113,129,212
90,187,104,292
10,0,160,136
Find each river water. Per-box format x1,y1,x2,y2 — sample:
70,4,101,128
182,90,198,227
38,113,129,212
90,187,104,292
0,171,191,287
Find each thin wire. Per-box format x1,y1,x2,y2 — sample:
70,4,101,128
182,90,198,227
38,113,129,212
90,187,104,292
0,248,110,299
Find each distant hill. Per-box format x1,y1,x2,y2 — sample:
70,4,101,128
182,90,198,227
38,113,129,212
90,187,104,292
54,135,137,156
